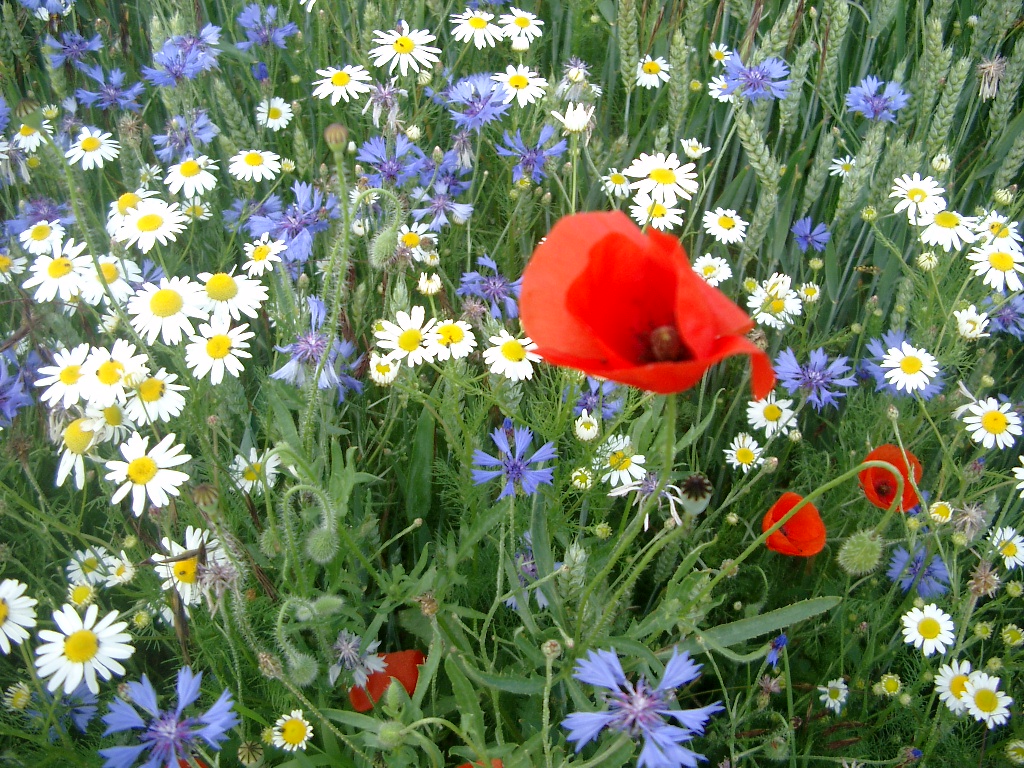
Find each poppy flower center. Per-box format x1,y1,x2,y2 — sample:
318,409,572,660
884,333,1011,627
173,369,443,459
64,629,99,663
982,411,1008,433
648,325,686,362
950,674,968,698
138,378,165,402
80,136,102,152
174,557,198,583
127,456,158,485
47,258,73,278
917,617,941,639
392,36,415,54
988,251,1013,271
973,689,999,713
468,15,488,28
933,211,959,229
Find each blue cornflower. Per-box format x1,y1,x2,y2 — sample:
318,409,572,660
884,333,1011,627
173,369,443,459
860,330,944,400
0,96,9,133
17,0,73,15
986,294,1024,339
26,681,97,741
562,648,722,768
356,135,426,188
765,634,787,668
457,256,522,319
887,546,950,598
506,533,560,610
774,348,857,411
417,148,472,194
99,666,238,768
444,73,511,132
271,297,363,402
235,4,298,50
571,377,625,420
251,61,270,83
845,76,909,123
0,354,32,427
223,194,283,236
790,217,831,253
152,109,220,163
363,80,407,131
410,179,474,231
722,56,790,101
74,65,145,112
496,125,567,184
472,419,556,499
4,197,75,237
142,25,222,88
133,259,166,290
250,182,339,269
46,32,102,69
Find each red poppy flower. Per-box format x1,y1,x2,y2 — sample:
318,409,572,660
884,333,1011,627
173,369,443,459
858,444,923,512
520,211,774,398
179,760,209,768
349,649,426,712
762,492,826,557
457,760,504,768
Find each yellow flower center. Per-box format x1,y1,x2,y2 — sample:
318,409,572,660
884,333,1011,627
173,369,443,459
174,556,198,583
117,192,141,215
27,156,41,169
642,61,661,74
609,173,626,185
982,410,1008,434
205,273,238,301
97,360,124,386
63,419,94,454
80,136,101,152
19,125,37,137
514,16,531,27
933,211,959,229
899,355,923,374
251,244,271,261
988,251,1014,272
1001,541,1018,558
501,339,526,361
374,361,393,375
150,288,183,317
0,599,7,625
179,160,201,177
63,629,99,663
648,168,676,185
648,203,667,218
841,163,853,172
735,447,755,464
81,556,99,574
268,107,283,120
60,365,82,385
392,35,415,54
244,152,265,167
243,462,262,482
468,15,488,28
828,687,842,700
401,232,421,247
70,584,93,605
136,213,164,232
126,456,158,485
990,222,1008,237
949,674,968,699
769,298,786,314
98,262,120,284
0,254,11,272
507,74,529,90
138,378,165,402
608,450,632,471
280,718,308,745
917,617,941,639
717,215,735,230
973,688,1000,713
398,328,422,352
702,265,716,276
437,324,464,346
907,188,927,203
331,71,351,87
103,405,122,426
763,404,783,421
47,258,73,278
882,677,900,694
206,335,233,359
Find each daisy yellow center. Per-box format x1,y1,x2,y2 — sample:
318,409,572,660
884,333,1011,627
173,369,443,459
988,251,1013,272
917,617,941,639
468,15,488,28
437,324,464,346
179,160,201,177
770,298,786,313
507,74,529,89
609,173,626,185
990,222,1008,237
608,450,632,471
0,599,7,625
60,365,82,385
138,378,165,402
268,107,283,120
64,419,93,454
19,125,37,137
392,36,415,54
206,335,233,359
648,168,676,185
280,718,308,745
401,232,421,247
243,462,262,482
763,404,783,421
842,163,853,172
703,265,716,276
80,136,101,152
27,156,40,169
70,584,93,604
114,564,128,578
244,152,265,167
150,288,183,317
907,188,927,203
99,263,120,284
973,688,999,713
649,203,668,218
0,254,11,272
828,687,842,700
398,328,422,352
97,360,124,385
717,215,736,230
63,629,98,663
642,61,661,74
375,362,392,375
331,71,351,87
136,213,164,232
514,16,531,27
174,556,198,583
205,273,238,301
899,355,923,374
103,405,123,426
949,674,968,698
1001,541,1018,557
981,410,1008,434
735,447,755,464
251,244,271,261
882,677,900,694
501,339,526,361
82,556,99,574
47,258,73,278
932,503,952,521
126,456,158,485
117,192,141,215
932,211,959,229
712,51,725,61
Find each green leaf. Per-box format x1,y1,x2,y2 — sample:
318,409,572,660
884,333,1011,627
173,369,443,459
450,654,546,695
678,596,841,654
445,655,487,743
406,403,435,522
321,708,384,732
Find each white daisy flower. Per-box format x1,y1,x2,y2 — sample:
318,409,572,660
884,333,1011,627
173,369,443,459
680,138,711,159
746,393,796,437
154,526,224,606
1013,456,1024,498
228,149,281,183
482,329,540,380
65,127,119,170
114,198,187,254
137,164,163,188
929,500,954,524
702,208,748,244
601,169,631,199
11,120,52,152
273,709,313,752
889,173,945,224
256,97,293,131
629,191,684,231
974,210,1023,250
164,156,218,198
55,418,98,489
374,305,437,367
935,659,972,715
124,368,188,425
880,342,939,393
427,319,476,361
417,272,442,296
82,401,134,444
966,242,1024,292
963,672,1012,728
181,197,211,222
570,467,593,490
34,604,134,694
230,448,281,494
953,304,989,339
0,579,37,654
450,9,503,49
0,250,28,283
397,223,432,261
106,189,158,236
574,409,599,441
918,209,978,252
312,65,373,104
493,64,548,107
78,254,141,307
709,43,732,65
818,678,848,714
989,526,1024,569
242,233,286,277
35,343,92,409
708,75,735,102
829,156,855,177
747,273,803,329
184,318,255,385
22,239,90,303
127,276,209,346
960,397,1021,450
498,7,543,45
196,270,268,322
799,282,821,303
599,434,646,487
623,152,698,206
368,352,400,385
551,102,595,134
901,603,955,656
104,551,136,587
104,432,191,516
67,583,97,607
724,432,764,474
368,22,441,76
636,55,671,89
692,255,732,286
79,340,149,409
66,547,111,586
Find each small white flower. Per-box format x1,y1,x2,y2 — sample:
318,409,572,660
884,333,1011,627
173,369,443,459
623,152,698,207
426,319,476,361
375,305,437,367
601,169,631,199
242,233,286,277
367,352,400,385
104,432,191,516
966,242,1024,292
890,173,946,224
724,432,764,473
312,65,373,104
935,659,972,715
829,156,855,177
228,149,281,183
272,709,313,752
450,9,504,49
482,329,540,380
629,191,685,231
918,209,978,252
960,397,1021,450
746,393,796,437
368,22,441,76
636,56,671,89
954,304,989,339
880,342,939,393
165,156,218,198
574,409,599,441
680,138,710,159
989,526,1024,569
599,434,646,487
901,603,955,656
492,64,548,107
692,255,732,286
0,579,37,654
963,671,1012,728
550,102,594,134
65,127,119,170
702,208,748,244
818,678,848,714
498,7,543,45
34,604,134,694
256,97,294,131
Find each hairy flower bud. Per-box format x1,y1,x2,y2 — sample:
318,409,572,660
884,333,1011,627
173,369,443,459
837,530,883,575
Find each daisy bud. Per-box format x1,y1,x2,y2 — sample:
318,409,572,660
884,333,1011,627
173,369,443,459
593,521,612,539
1007,581,1023,597
951,532,969,547
808,257,824,271
417,69,433,86
726,512,740,525
733,601,743,611
974,621,994,639
123,535,137,548
511,35,530,51
347,141,357,153
898,693,912,706
542,639,562,659
788,430,802,443
432,146,445,163
981,374,995,387
258,651,284,679
886,405,899,420
296,274,310,292
993,187,1015,206
323,123,349,151
689,79,702,92
763,456,779,473
987,656,1003,671
931,152,951,173
860,206,878,222
966,14,979,26
837,530,883,575
850,323,863,334
916,251,938,271
405,125,422,141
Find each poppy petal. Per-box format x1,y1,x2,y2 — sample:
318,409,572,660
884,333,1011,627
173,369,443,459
349,650,426,712
858,445,923,512
762,492,826,557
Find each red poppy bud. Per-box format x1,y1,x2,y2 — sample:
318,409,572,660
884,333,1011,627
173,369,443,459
520,211,774,398
762,492,826,557
349,649,426,712
858,445,923,512
456,760,504,768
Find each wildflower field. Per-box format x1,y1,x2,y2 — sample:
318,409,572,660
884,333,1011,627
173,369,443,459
1,0,1024,764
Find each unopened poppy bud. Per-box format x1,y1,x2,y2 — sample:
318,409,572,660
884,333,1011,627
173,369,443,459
258,651,284,679
377,720,406,749
837,530,883,575
981,374,995,387
649,325,684,362
763,456,779,473
324,123,349,150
